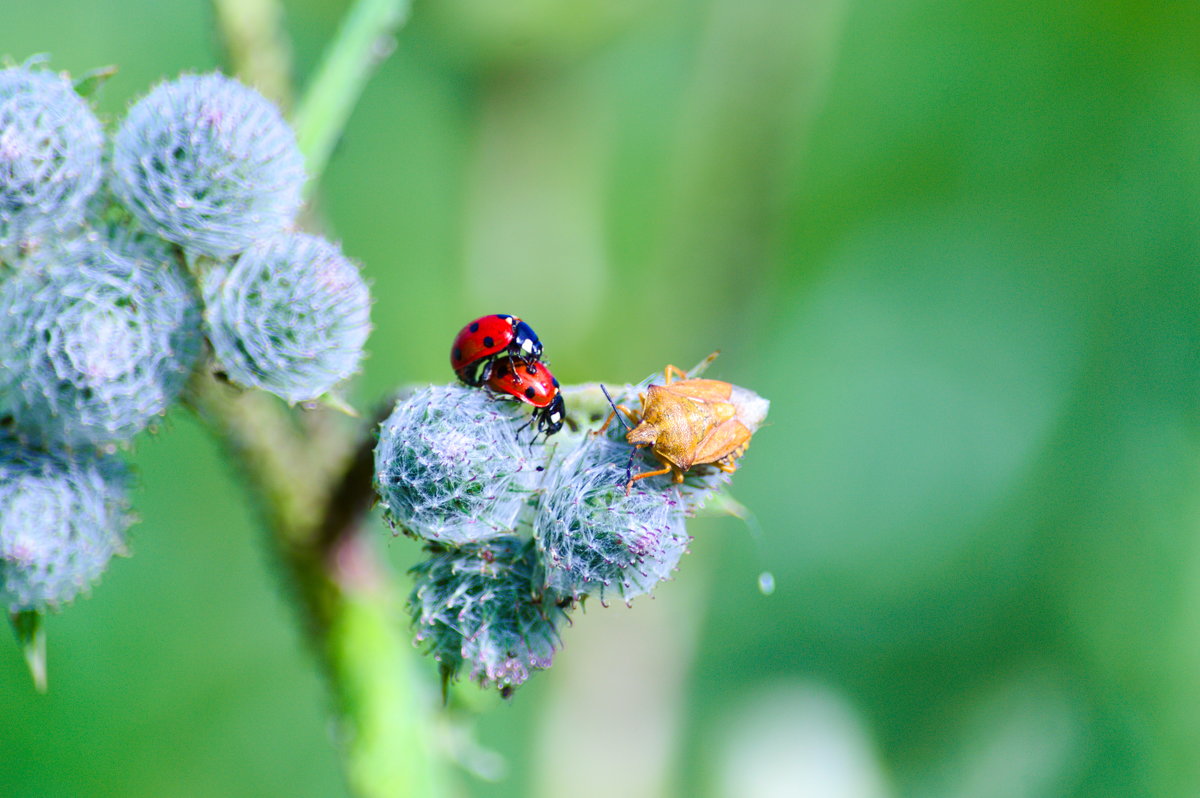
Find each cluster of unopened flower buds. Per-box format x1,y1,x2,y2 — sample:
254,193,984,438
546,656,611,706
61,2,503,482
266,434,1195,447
0,61,370,614
0,57,771,703
375,322,770,695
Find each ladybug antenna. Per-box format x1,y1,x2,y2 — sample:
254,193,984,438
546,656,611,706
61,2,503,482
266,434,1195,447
600,384,632,432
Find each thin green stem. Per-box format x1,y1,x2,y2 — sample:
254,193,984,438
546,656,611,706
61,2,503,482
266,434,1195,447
293,0,412,197
185,371,444,798
201,5,436,794
211,0,294,107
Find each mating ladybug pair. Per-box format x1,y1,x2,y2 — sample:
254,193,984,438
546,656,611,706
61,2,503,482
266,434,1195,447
451,314,565,438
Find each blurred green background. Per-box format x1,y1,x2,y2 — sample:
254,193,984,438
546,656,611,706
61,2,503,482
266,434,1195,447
4,0,1200,795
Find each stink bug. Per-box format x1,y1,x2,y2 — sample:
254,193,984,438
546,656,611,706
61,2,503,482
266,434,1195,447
451,314,544,386
597,356,767,489
486,356,566,439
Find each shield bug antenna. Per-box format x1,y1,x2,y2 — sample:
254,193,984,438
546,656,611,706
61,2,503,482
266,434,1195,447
600,384,638,486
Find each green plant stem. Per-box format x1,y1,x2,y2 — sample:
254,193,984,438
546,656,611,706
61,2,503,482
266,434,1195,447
202,4,437,794
185,373,443,798
293,0,412,198
211,0,294,107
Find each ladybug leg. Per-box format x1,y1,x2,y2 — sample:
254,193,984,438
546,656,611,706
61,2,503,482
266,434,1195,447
515,413,535,436
457,359,489,387
478,357,496,384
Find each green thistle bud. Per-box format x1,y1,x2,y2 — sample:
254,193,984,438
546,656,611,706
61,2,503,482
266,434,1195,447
409,537,566,693
0,234,202,448
0,435,132,612
535,436,690,603
0,64,103,253
111,72,305,258
201,232,370,403
374,386,544,545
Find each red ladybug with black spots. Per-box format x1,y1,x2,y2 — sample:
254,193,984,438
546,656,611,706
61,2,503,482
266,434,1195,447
486,356,566,438
450,314,543,386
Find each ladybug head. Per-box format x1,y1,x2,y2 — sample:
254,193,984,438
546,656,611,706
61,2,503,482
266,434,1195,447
536,394,566,437
511,320,543,361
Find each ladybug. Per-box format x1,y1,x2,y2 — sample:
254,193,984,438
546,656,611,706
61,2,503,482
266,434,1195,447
486,356,566,438
451,314,544,386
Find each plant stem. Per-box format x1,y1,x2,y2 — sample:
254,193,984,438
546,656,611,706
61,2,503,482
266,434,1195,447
211,0,294,107
204,4,434,794
293,0,412,198
185,373,444,798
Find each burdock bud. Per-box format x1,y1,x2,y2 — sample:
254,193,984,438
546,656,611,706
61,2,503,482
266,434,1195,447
535,435,690,603
111,72,305,258
0,235,203,448
409,537,566,692
0,65,103,253
0,435,131,612
374,385,543,545
201,232,370,402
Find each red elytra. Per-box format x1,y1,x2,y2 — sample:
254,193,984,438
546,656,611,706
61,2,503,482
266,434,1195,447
486,356,566,437
487,357,559,408
450,314,544,386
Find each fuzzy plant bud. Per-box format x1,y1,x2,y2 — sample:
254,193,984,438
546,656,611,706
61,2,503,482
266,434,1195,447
409,537,566,693
0,234,203,448
111,72,305,258
0,435,132,612
374,385,543,545
535,435,690,603
0,65,103,253
201,232,370,402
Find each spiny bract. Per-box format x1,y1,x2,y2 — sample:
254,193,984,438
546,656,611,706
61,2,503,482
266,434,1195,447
409,537,566,692
535,435,690,603
0,435,132,612
110,72,305,258
374,385,544,545
0,234,203,448
0,65,103,253
202,231,370,403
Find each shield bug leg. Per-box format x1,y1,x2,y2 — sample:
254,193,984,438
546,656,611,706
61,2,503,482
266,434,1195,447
595,384,638,436
625,459,674,494
662,364,689,385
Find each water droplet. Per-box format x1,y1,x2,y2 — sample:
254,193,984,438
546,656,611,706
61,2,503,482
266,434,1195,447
757,571,775,596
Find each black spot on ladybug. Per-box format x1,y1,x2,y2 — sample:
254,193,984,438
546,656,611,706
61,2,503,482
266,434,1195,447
524,387,536,399
483,336,495,347
452,347,462,362
470,322,480,333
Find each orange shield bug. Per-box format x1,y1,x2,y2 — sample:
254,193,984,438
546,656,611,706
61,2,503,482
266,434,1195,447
597,354,768,490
